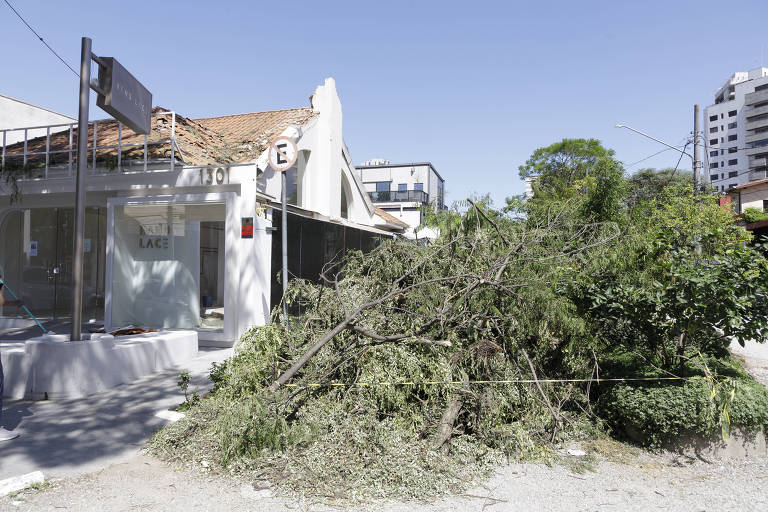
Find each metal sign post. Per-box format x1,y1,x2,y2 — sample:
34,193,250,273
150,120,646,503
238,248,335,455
268,136,298,325
71,36,151,341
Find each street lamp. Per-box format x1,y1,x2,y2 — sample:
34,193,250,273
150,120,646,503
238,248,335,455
615,123,693,160
615,105,702,194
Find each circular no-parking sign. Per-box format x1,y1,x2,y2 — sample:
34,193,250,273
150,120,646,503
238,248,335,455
268,136,298,172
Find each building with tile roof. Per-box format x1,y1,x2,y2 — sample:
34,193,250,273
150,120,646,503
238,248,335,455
0,78,405,346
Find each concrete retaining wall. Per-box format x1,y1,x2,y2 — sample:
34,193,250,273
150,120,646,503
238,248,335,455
1,330,198,400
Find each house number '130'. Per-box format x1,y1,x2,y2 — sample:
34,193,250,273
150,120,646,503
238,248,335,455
199,167,230,185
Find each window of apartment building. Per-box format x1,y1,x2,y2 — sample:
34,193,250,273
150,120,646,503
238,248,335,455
710,162,718,169
721,137,725,143
728,122,737,129
755,83,768,92
710,138,718,145
728,134,737,141
728,110,737,117
413,183,424,191
763,200,768,213
728,146,737,153
720,149,725,155
709,127,718,134
728,171,738,178
375,182,390,192
710,174,719,181
709,150,718,157
709,115,718,122
397,183,407,192
729,159,738,166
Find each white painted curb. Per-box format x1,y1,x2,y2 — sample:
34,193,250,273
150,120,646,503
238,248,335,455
0,471,45,497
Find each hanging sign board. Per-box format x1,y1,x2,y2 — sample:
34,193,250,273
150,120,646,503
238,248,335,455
268,136,298,172
95,57,152,134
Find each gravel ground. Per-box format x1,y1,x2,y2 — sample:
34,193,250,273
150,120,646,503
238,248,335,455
2,448,767,512
3,343,767,512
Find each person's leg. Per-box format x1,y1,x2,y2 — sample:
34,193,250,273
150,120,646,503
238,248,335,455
0,354,4,422
0,354,19,440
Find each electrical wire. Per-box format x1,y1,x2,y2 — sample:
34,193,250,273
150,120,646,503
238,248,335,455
3,0,79,77
625,147,675,168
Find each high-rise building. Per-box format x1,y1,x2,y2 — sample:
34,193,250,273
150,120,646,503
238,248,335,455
704,68,768,192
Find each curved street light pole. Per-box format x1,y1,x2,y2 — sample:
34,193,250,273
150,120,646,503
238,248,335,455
616,104,702,194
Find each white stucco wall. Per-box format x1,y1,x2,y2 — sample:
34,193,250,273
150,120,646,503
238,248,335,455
257,78,377,227
734,181,768,213
0,94,74,146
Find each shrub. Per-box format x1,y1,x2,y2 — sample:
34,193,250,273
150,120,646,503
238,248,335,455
743,207,768,224
597,372,768,447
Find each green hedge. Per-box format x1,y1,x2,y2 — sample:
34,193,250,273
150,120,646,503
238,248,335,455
596,377,768,447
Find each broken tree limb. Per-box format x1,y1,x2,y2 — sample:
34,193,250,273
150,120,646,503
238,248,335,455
520,346,562,441
434,395,462,452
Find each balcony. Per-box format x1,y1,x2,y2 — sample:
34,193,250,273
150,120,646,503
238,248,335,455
750,169,768,181
745,89,768,107
368,190,429,204
0,110,184,181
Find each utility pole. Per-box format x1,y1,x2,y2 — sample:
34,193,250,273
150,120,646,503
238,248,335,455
693,104,701,194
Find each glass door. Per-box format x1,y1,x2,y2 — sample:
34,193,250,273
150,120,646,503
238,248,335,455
0,207,106,322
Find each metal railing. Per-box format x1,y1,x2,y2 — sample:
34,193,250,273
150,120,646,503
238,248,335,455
368,190,430,203
0,111,179,180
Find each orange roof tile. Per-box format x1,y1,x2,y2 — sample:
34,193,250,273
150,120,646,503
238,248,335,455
374,207,410,229
1,106,317,169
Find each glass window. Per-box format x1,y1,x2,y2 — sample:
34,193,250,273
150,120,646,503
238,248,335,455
709,115,718,122
710,150,718,157
729,159,738,166
763,200,768,213
728,147,737,153
728,122,737,129
710,162,718,169
112,202,226,332
375,182,390,192
728,134,737,141
728,110,737,117
414,183,424,191
729,171,738,178
710,127,718,134
710,174,719,181
398,183,407,192
710,138,718,145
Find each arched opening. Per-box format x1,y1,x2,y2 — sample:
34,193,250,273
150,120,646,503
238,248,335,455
340,171,353,219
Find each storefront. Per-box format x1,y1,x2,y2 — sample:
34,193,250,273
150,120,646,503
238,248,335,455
0,78,405,345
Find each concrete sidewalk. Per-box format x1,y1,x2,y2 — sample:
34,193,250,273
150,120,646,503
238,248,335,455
0,346,232,481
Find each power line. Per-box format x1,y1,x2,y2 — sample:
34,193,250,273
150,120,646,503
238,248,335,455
625,147,675,168
3,0,79,77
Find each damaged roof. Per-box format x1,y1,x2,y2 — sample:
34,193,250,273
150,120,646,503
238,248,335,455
1,106,317,168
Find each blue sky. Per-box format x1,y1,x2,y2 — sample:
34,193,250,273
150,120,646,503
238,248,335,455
2,0,767,206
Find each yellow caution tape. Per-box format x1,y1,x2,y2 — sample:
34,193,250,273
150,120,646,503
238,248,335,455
283,376,688,389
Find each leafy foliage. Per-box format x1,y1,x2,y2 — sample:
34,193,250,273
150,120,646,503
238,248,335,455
743,207,768,224
150,138,768,499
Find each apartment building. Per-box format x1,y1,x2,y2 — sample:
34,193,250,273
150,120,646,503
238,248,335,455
704,67,768,192
356,159,445,237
